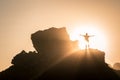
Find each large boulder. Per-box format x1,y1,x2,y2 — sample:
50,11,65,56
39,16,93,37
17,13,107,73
31,27,73,55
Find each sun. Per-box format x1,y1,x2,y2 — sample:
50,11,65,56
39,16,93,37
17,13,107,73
70,24,107,51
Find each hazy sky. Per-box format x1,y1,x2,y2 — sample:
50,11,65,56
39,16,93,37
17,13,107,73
0,0,120,71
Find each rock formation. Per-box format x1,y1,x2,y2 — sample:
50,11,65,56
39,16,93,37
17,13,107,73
31,27,73,54
0,27,120,80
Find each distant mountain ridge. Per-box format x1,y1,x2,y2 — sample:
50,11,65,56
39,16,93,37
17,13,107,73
0,27,120,80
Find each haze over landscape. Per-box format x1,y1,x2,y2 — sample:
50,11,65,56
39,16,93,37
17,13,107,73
0,0,120,71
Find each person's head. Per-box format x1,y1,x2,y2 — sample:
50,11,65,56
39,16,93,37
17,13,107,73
86,33,88,36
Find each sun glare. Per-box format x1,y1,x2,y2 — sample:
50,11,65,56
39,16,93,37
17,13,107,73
70,24,107,51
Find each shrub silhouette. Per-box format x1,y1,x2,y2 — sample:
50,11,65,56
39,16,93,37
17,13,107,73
113,63,120,70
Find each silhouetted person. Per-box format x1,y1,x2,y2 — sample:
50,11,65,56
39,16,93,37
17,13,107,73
80,33,94,49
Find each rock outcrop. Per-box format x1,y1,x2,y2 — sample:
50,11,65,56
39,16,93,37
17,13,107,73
31,27,73,54
0,27,119,80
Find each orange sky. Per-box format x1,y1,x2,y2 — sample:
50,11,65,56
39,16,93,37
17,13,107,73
0,0,120,71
